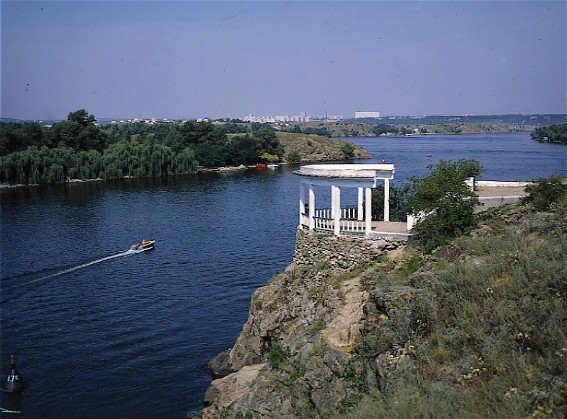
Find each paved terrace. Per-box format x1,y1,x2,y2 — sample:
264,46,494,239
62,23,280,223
474,181,528,211
372,183,529,237
305,183,529,241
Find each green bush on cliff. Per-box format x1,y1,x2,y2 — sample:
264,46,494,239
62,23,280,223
267,344,290,369
407,159,482,252
522,174,567,211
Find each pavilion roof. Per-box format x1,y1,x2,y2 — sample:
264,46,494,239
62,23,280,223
295,164,395,180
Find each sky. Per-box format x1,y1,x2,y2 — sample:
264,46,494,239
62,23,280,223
1,0,566,121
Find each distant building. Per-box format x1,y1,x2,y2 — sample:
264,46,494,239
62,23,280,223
355,111,381,119
243,112,312,123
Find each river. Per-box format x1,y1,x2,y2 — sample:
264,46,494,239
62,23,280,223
0,132,565,417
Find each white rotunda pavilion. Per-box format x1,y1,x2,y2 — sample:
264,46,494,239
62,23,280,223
295,164,410,238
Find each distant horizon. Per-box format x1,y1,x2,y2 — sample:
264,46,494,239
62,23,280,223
3,107,566,125
2,111,566,124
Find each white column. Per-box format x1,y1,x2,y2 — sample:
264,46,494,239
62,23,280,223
331,186,337,219
299,182,305,227
384,178,390,222
365,187,372,235
357,187,364,221
309,184,315,230
334,185,341,236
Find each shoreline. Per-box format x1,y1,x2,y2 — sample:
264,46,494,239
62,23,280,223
0,165,271,189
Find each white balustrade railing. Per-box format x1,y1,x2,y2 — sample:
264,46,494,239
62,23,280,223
340,219,365,232
301,207,365,232
313,207,359,220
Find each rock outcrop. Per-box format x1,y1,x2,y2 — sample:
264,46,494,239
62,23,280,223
201,228,410,417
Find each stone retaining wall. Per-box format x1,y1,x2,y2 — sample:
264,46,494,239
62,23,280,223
293,227,406,270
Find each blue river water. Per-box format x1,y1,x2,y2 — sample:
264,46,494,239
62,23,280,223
0,132,565,417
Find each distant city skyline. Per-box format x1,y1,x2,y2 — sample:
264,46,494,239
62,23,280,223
8,110,566,124
2,1,565,121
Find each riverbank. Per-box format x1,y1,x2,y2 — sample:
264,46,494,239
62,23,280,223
200,194,567,417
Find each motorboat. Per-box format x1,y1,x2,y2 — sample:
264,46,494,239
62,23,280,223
267,163,279,169
132,240,155,251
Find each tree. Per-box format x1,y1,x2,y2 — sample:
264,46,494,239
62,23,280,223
162,127,185,153
253,130,284,161
227,134,258,165
372,124,399,136
67,109,96,128
406,159,482,251
340,142,355,158
287,150,301,163
371,184,410,222
0,122,46,155
76,125,108,152
522,175,567,211
175,147,198,174
48,109,107,151
531,123,567,144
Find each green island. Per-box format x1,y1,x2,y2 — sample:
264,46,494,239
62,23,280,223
200,173,567,418
0,109,366,186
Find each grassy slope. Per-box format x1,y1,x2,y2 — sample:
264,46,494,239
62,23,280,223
275,132,370,162
342,196,567,418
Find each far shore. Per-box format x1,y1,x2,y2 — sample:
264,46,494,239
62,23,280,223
0,164,283,189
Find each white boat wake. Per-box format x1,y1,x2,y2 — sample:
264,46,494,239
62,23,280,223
2,247,151,291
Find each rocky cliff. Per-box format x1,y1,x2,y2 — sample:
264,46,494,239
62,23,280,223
200,199,567,418
202,230,409,418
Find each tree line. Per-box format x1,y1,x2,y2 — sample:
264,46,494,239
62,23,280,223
372,124,416,136
0,109,285,185
531,123,567,144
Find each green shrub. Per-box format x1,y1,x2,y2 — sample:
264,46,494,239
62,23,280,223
267,344,290,369
523,175,567,211
306,316,326,335
341,142,355,158
286,150,301,163
283,361,305,387
344,359,368,392
337,394,363,413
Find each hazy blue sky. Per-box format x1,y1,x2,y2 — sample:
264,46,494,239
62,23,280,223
2,1,566,120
